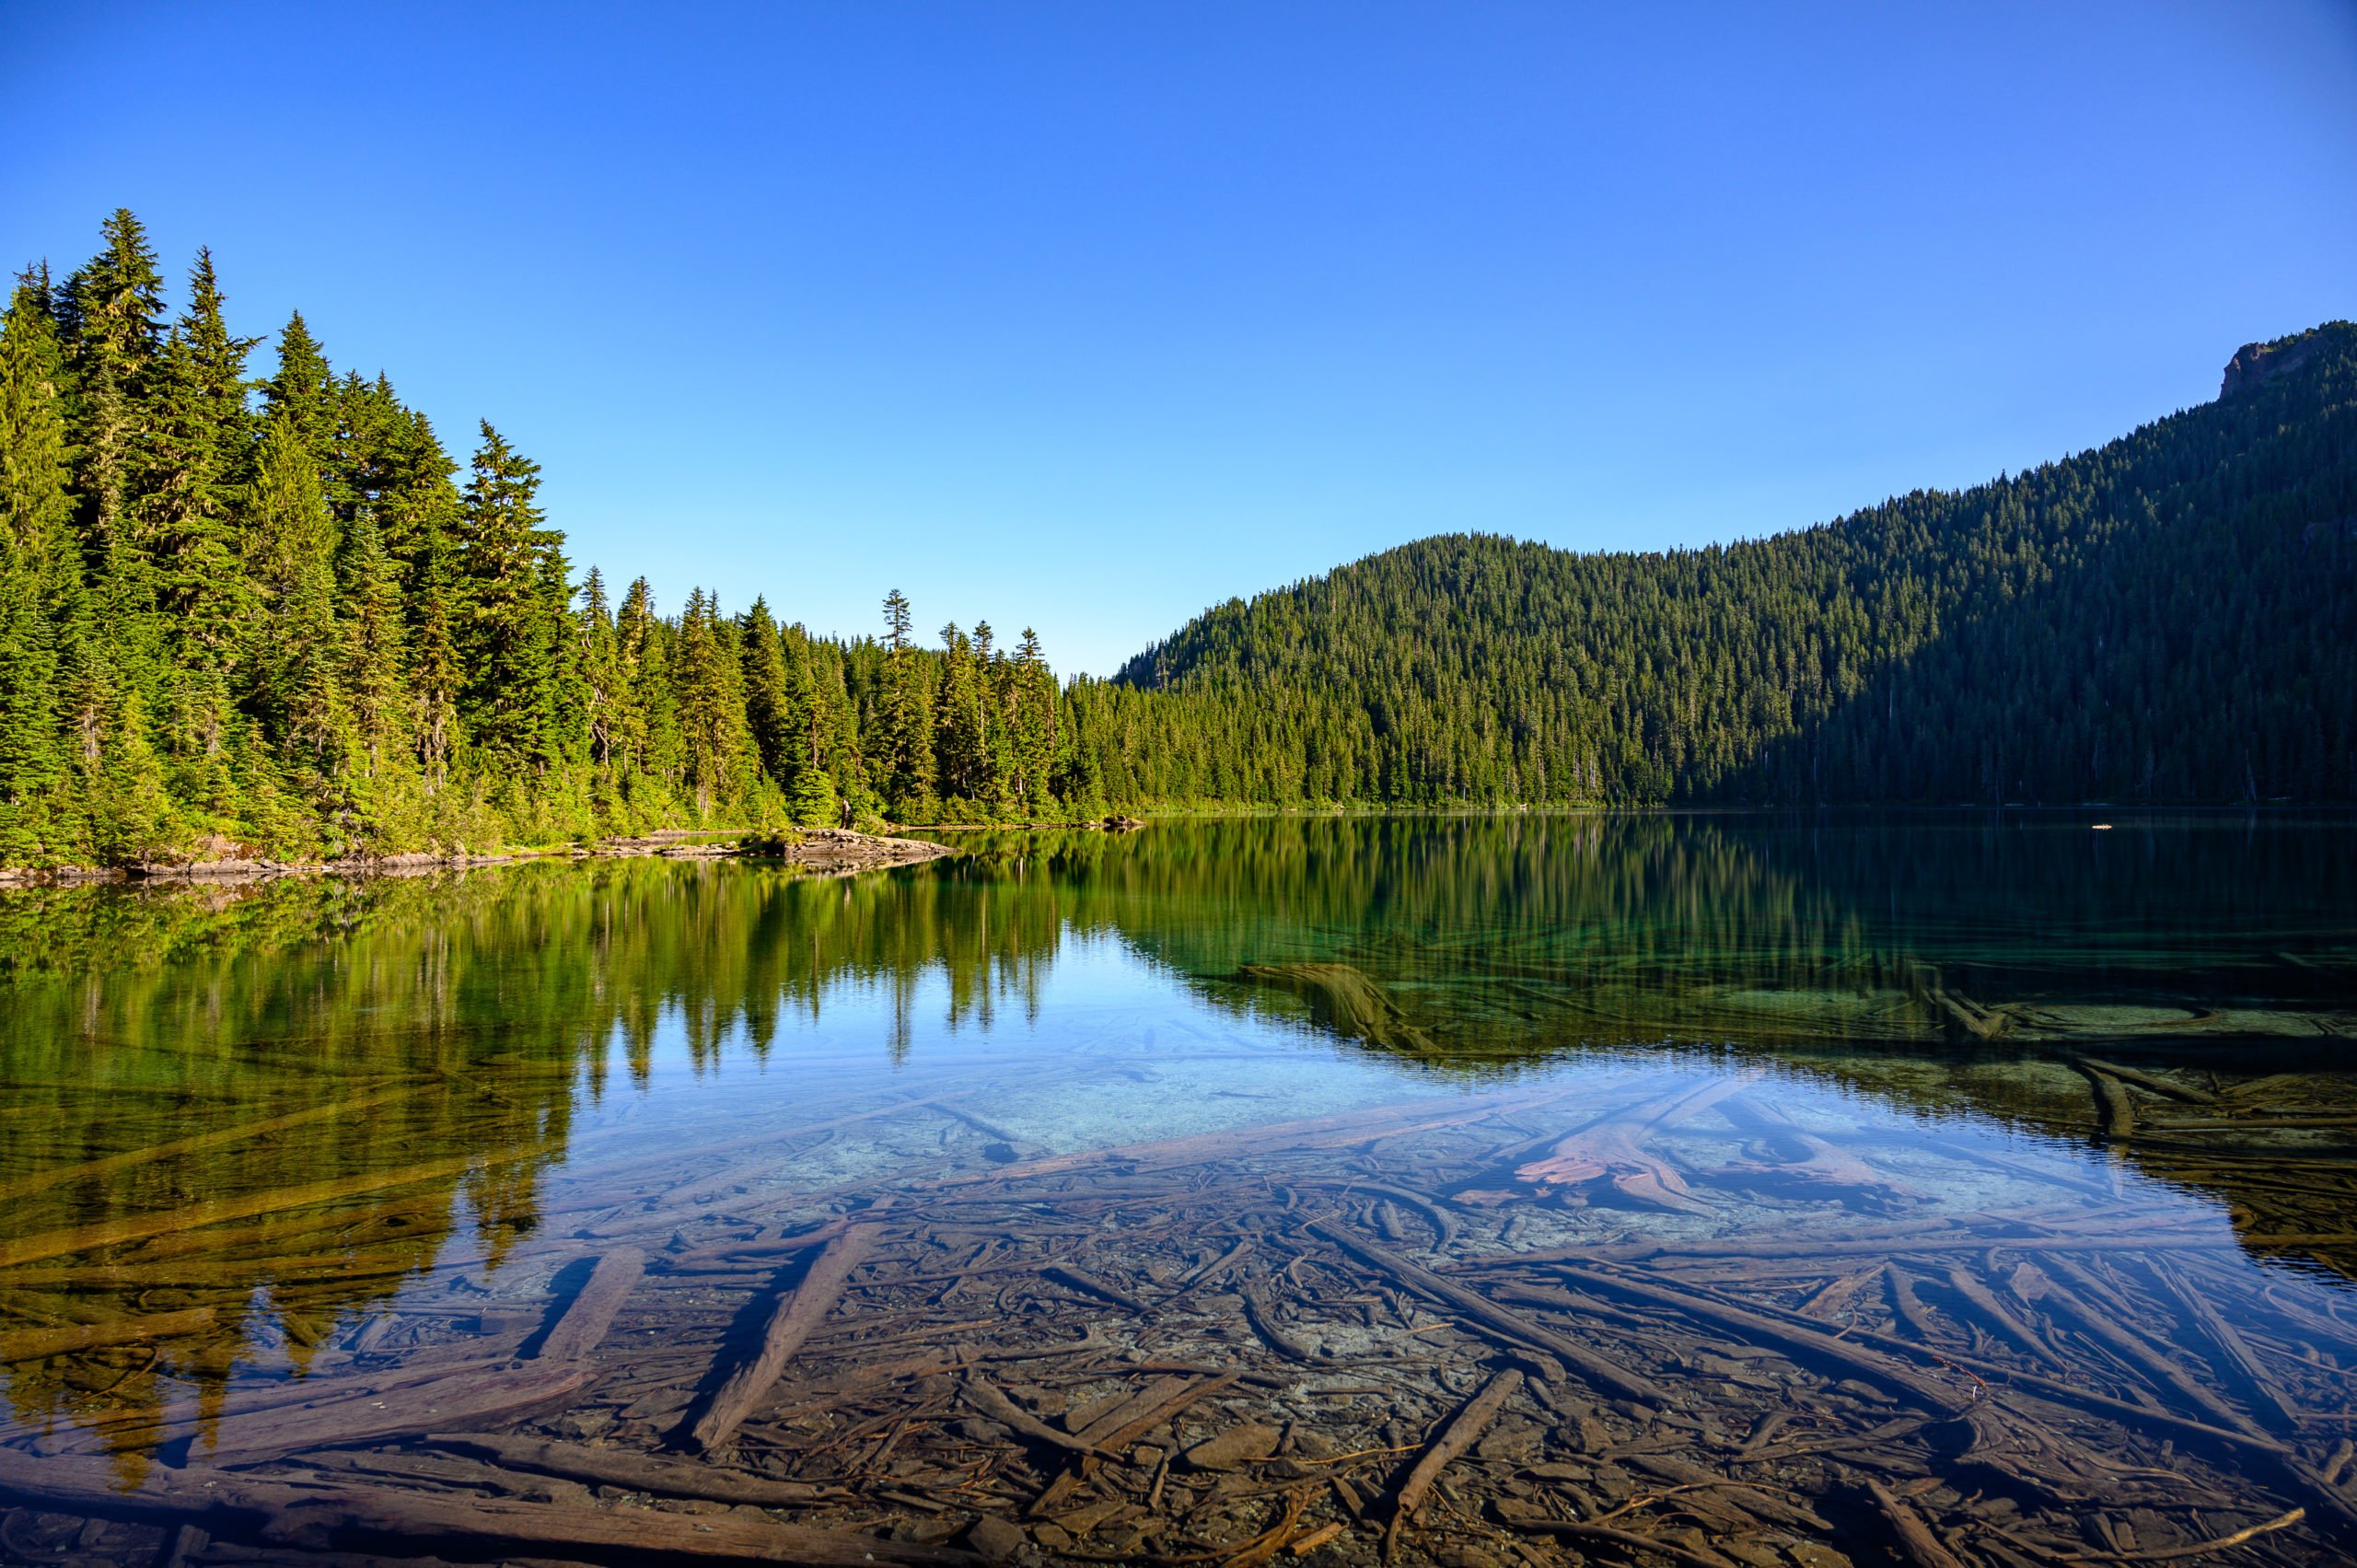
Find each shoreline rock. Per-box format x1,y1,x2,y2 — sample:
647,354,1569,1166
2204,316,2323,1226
0,830,951,891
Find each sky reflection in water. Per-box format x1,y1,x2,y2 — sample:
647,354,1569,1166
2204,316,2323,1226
1,813,2352,1560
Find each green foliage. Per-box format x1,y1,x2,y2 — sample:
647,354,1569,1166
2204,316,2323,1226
0,210,2349,865
1088,326,2357,808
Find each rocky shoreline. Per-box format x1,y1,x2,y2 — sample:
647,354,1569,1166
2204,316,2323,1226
0,828,953,889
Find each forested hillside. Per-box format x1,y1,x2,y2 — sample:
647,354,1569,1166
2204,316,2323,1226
0,213,1074,866
1104,323,2357,806
0,210,2350,869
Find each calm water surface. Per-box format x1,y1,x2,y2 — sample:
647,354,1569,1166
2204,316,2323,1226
2,814,2353,1564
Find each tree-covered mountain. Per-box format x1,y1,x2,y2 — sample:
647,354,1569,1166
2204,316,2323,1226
0,209,2350,868
0,212,1070,866
1095,322,2357,806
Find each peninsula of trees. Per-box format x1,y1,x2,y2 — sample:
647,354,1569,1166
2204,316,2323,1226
0,210,2351,868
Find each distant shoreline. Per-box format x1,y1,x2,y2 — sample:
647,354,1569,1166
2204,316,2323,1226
0,828,952,890
6,802,2340,889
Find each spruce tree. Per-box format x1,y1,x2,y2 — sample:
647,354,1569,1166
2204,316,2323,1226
877,588,930,813
453,422,560,765
674,587,749,815
738,597,795,785
339,506,411,780
0,281,75,858
246,413,345,775
261,310,336,478
56,209,165,562
788,749,839,828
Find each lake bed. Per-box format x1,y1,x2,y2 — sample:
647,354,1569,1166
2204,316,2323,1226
2,814,2353,1566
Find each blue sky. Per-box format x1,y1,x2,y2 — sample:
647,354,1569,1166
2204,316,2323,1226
5,3,2352,675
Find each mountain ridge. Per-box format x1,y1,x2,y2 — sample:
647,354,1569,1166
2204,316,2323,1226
1076,322,2356,806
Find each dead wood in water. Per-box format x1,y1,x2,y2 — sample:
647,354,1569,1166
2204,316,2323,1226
0,1306,215,1363
1234,962,1438,1052
0,1145,547,1269
1864,1475,1968,1568
1309,1218,1667,1403
11,1069,2357,1567
1385,1366,1519,1558
0,1086,419,1204
682,1225,878,1452
425,1432,850,1505
2077,1063,2142,1141
0,1446,978,1565
530,1246,644,1362
1512,1074,1757,1209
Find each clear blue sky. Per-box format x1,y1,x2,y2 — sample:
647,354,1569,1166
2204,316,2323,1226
5,3,2352,676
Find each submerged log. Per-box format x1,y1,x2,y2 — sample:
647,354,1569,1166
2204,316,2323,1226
682,1225,878,1453
2076,1057,2221,1107
1387,1366,1520,1557
425,1432,848,1506
1308,1220,1666,1404
0,1306,215,1363
1546,1261,1976,1418
532,1246,645,1362
192,1356,596,1464
960,1374,1114,1458
1234,962,1438,1052
2057,1505,2305,1563
0,1446,979,1565
2076,1063,2140,1141
1514,1075,1753,1210
0,1146,547,1270
0,1086,418,1204
1864,1475,1968,1568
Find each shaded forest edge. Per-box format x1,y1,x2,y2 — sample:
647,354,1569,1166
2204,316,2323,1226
0,209,2351,871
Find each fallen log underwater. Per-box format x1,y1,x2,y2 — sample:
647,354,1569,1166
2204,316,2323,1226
6,1068,2357,1566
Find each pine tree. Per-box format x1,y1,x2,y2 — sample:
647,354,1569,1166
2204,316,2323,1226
339,506,411,778
877,587,931,812
0,280,75,858
675,587,749,814
56,209,166,561
454,422,562,765
408,537,462,789
739,597,795,785
933,621,988,806
579,566,621,777
262,310,337,478
618,576,669,792
1010,627,1055,814
788,749,839,828
610,575,657,784
246,413,345,774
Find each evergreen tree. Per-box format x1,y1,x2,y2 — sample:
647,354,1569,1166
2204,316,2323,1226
0,281,75,858
261,310,336,478
876,587,930,812
788,750,839,828
55,209,165,562
3,210,2351,865
1009,627,1055,814
453,422,562,765
339,506,411,779
738,597,795,786
933,621,988,806
246,413,344,774
408,532,463,788
675,587,749,813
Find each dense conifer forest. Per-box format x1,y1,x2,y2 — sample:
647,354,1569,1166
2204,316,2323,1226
0,210,2350,866
1108,326,2357,807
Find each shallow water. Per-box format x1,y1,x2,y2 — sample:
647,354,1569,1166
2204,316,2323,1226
1,813,2354,1565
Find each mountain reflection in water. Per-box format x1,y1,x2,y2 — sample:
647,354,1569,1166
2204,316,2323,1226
0,813,2352,1565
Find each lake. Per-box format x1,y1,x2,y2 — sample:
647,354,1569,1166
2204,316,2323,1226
2,813,2354,1566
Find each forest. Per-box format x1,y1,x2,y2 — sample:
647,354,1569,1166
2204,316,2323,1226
0,210,2351,867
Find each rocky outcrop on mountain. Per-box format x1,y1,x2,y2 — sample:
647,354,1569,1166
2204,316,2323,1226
2221,325,2340,399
